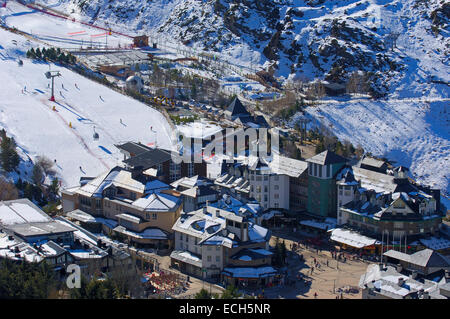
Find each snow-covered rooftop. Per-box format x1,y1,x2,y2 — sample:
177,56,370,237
330,228,379,248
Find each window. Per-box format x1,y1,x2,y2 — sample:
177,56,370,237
180,233,183,241
187,163,195,177
80,196,90,206
318,165,322,178
264,195,268,202
395,222,404,229
264,175,268,181
95,199,101,209
274,203,279,208
185,235,189,242
207,256,212,262
216,256,220,262
274,193,279,199
256,186,261,193
216,246,220,251
326,165,331,178
274,175,279,181
152,213,157,220
314,163,317,176
207,246,212,251
274,185,279,190
264,186,268,193
130,192,136,200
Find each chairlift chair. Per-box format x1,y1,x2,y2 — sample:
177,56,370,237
93,126,99,140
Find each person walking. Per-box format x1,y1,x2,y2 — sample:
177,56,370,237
314,292,318,299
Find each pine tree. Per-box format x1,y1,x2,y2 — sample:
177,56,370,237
0,131,20,172
24,183,33,200
35,48,42,59
49,178,59,198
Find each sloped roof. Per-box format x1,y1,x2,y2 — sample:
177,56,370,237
306,150,347,165
227,97,250,117
231,248,273,261
144,179,170,194
75,167,147,197
132,192,180,212
269,155,308,178
330,228,379,248
123,148,172,170
384,249,450,268
337,168,359,185
113,226,168,240
0,199,53,226
115,142,152,156
351,166,397,194
360,156,387,168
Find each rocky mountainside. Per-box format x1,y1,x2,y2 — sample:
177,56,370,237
31,0,449,196
34,0,449,97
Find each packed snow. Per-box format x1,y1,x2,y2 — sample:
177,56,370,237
0,26,174,188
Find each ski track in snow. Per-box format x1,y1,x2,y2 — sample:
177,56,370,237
0,26,173,188
304,99,449,195
0,0,448,199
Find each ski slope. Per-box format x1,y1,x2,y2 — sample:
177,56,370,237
302,97,450,196
1,1,133,49
0,27,174,188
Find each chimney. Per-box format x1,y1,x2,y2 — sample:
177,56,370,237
241,222,249,242
398,277,405,287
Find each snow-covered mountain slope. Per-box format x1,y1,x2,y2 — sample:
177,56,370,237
0,27,173,188
32,0,449,96
2,0,448,197
301,97,449,195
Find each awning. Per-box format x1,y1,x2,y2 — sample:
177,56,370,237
170,250,202,268
299,218,336,231
330,228,379,249
222,266,278,279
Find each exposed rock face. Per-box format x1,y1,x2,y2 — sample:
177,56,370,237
36,0,449,97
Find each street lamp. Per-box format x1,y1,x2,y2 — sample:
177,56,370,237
45,70,61,102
